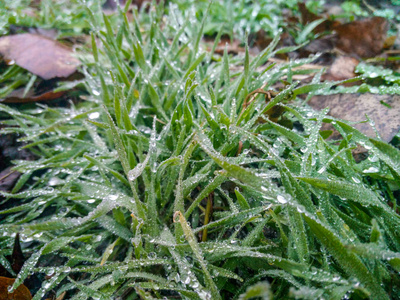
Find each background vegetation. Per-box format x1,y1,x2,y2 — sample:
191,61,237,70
0,0,400,299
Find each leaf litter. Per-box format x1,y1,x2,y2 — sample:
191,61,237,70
0,31,83,103
0,33,79,80
0,235,32,300
309,93,400,143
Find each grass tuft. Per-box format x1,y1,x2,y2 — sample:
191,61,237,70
0,1,400,299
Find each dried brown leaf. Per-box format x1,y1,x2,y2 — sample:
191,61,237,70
9,26,58,40
0,277,32,300
333,17,388,58
321,56,359,84
0,167,21,193
309,93,400,143
0,87,67,103
298,2,339,34
0,33,79,80
10,234,25,276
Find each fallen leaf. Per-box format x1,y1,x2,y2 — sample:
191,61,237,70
9,25,58,40
103,0,125,11
0,234,25,278
0,33,79,80
21,8,38,19
0,236,31,300
333,17,388,58
302,34,337,56
297,4,388,58
298,2,339,34
10,234,25,276
214,39,244,55
55,292,66,300
0,167,21,193
384,35,397,49
308,93,400,143
0,87,67,103
321,56,359,84
0,277,32,300
299,2,319,24
103,0,156,11
252,29,273,51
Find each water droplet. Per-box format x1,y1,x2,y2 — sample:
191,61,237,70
297,205,305,213
277,195,288,204
88,112,100,119
48,177,62,186
364,144,372,150
109,195,118,201
47,268,55,276
363,166,379,173
44,281,52,289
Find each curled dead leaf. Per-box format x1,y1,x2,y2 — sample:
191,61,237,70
0,33,79,80
0,87,67,103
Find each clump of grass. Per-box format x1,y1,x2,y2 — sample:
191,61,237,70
0,1,400,299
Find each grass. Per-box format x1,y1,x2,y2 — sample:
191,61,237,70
1,0,400,299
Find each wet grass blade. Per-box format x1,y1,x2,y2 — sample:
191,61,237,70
175,211,221,300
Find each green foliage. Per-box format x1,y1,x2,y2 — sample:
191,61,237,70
172,0,324,42
320,62,400,95
0,1,400,299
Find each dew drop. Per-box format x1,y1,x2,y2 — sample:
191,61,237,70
88,112,100,119
48,177,62,186
277,195,288,204
363,166,379,173
109,194,118,201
